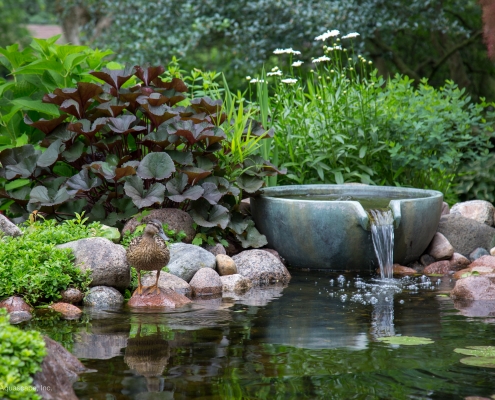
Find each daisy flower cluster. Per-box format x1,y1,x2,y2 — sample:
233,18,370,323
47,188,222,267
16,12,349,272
273,48,301,55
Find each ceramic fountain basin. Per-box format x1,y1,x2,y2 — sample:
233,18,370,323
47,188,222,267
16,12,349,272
251,184,444,271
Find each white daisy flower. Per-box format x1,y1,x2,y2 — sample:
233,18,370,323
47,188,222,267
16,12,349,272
271,66,279,71
246,76,252,80
342,32,360,39
281,78,297,84
313,55,331,63
250,78,266,84
273,48,301,55
315,30,340,41
292,60,304,67
267,70,283,76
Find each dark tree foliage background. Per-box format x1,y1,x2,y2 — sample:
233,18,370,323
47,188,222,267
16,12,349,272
51,0,495,100
1,0,494,99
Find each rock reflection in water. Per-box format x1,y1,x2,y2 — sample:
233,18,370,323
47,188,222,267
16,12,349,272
454,299,495,320
72,308,130,360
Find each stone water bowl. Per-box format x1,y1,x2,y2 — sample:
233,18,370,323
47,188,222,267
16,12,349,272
251,184,443,271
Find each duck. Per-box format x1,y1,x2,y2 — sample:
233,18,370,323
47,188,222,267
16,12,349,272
126,220,170,295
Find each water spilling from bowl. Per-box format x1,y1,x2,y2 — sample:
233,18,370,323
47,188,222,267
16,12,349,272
369,209,395,279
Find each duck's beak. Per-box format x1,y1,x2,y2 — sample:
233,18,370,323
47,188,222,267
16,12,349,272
158,231,169,241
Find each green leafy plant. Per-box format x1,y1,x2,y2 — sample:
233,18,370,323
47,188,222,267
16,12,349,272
0,217,103,304
0,63,282,247
0,308,46,399
0,37,113,215
249,32,494,196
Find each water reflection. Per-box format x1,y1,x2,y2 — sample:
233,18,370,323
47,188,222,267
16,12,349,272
124,324,170,393
28,271,469,399
370,293,396,339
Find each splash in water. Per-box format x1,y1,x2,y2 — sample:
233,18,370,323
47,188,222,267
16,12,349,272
369,209,394,279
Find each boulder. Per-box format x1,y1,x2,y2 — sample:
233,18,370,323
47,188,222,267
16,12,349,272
57,237,130,290
33,336,88,400
261,248,286,265
60,288,84,304
0,296,32,313
451,200,495,226
220,274,252,293
378,264,416,276
453,266,495,280
420,254,435,267
426,232,454,260
469,255,495,269
122,208,195,243
8,311,32,324
49,302,82,319
451,276,495,300
189,268,223,297
469,247,490,261
83,286,124,307
441,202,450,216
424,260,452,275
232,249,291,285
128,287,192,308
216,254,237,276
0,214,22,237
449,253,471,270
436,214,495,257
204,243,227,256
141,271,192,297
167,243,216,282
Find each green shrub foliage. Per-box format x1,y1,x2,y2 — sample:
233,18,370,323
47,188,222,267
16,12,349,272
0,308,46,399
0,65,281,247
0,217,100,304
252,37,494,195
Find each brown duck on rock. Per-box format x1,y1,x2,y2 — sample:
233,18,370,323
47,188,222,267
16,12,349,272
126,220,170,295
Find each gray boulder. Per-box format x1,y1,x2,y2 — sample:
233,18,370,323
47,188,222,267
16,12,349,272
8,311,32,324
436,214,495,257
83,286,124,307
167,243,216,282
469,247,490,261
189,268,223,297
204,243,227,256
232,249,291,285
0,214,21,237
57,237,130,289
122,208,196,243
426,232,454,260
220,274,252,293
451,200,495,226
141,271,192,298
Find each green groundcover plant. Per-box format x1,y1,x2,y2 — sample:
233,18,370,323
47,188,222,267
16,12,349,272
248,30,495,200
0,308,46,400
0,216,100,305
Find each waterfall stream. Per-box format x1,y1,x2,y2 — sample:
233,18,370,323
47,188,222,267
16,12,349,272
369,209,394,279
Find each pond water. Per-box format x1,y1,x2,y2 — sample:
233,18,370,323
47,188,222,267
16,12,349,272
23,270,495,399
275,194,429,210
